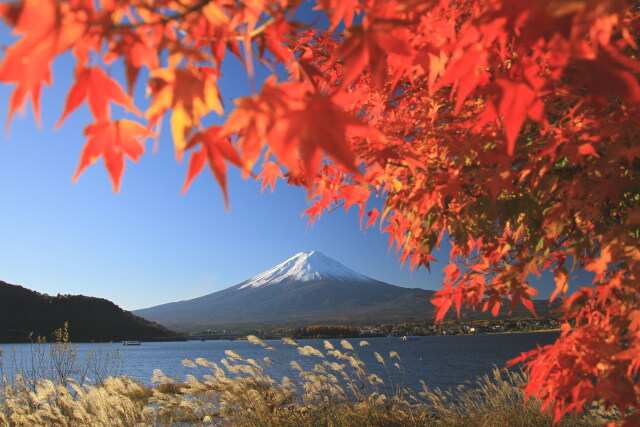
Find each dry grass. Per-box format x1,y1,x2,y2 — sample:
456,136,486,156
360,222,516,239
0,323,122,393
0,336,619,426
418,368,618,427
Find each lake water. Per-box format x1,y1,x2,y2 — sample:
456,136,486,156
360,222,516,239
1,332,559,393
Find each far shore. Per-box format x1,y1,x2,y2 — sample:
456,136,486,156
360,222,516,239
0,329,565,345
489,328,561,335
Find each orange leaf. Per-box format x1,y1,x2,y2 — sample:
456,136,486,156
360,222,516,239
73,120,149,193
433,24,490,111
262,19,295,65
147,67,224,160
257,161,283,193
181,149,207,195
585,245,612,281
576,48,640,105
495,79,545,156
181,126,243,209
578,143,600,157
365,208,379,228
269,93,362,186
432,295,453,322
302,200,326,225
491,299,501,316
550,268,568,302
0,0,87,128
315,0,360,30
56,67,141,128
521,295,537,317
56,70,90,128
222,93,274,171
338,24,412,90
0,0,56,127
431,284,457,322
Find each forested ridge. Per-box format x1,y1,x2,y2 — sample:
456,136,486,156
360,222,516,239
0,280,176,342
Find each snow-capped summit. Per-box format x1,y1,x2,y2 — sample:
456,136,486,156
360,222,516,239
133,251,437,330
239,251,375,289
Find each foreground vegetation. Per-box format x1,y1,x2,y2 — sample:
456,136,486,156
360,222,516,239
0,335,617,426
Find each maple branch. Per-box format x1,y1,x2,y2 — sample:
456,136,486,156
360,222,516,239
112,2,277,43
387,162,409,169
327,202,345,214
194,17,277,42
249,18,277,39
112,0,216,30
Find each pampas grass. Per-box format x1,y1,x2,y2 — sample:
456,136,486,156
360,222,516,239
0,322,122,394
0,335,618,426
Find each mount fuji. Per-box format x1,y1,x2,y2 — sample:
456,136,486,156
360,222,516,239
133,251,435,330
238,251,376,288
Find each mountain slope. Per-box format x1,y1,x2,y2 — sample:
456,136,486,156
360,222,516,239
134,251,436,330
0,280,177,342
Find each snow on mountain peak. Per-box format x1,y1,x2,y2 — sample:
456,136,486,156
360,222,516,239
239,251,374,289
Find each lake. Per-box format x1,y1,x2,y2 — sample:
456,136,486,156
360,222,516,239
0,332,559,393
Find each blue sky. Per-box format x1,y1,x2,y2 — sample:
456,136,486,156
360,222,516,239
0,15,450,311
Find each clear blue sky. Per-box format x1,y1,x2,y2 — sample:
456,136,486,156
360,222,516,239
0,16,450,311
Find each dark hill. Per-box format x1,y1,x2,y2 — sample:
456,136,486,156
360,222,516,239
0,280,177,343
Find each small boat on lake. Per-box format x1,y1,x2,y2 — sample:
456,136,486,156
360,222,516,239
122,340,141,346
401,336,421,341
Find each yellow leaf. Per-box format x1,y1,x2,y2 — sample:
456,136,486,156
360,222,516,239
202,3,229,26
171,103,193,157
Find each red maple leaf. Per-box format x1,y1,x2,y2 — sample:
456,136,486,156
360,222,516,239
56,67,141,127
315,0,360,30
269,92,366,185
0,0,87,128
495,79,546,156
73,120,150,193
257,161,284,193
585,245,612,281
181,126,244,208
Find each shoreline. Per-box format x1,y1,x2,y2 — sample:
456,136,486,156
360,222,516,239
0,328,563,345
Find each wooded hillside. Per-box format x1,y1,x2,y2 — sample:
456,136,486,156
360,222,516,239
0,280,176,342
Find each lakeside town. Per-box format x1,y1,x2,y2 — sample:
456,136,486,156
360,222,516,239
185,316,562,341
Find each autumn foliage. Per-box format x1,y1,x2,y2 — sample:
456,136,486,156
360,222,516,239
1,0,639,423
